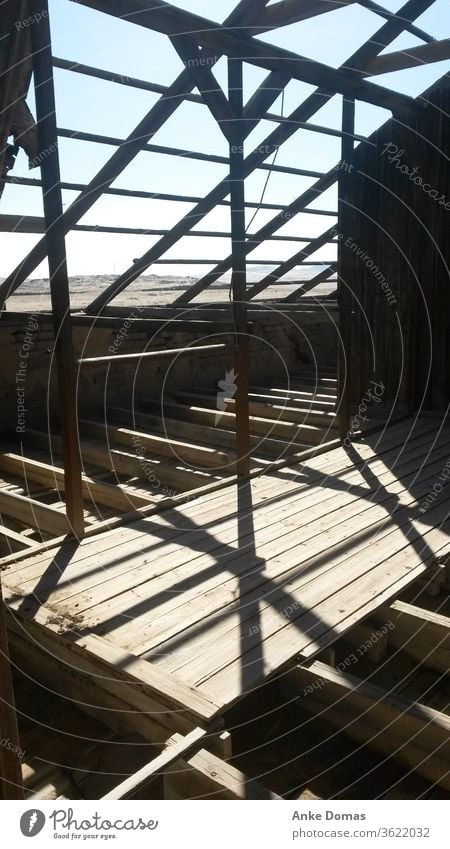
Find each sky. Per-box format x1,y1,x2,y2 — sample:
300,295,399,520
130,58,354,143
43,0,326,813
0,0,449,289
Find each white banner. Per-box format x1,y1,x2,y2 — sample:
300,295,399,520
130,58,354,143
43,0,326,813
1,800,446,848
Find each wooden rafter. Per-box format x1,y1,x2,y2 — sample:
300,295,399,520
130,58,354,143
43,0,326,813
364,38,450,76
170,36,236,142
246,226,337,299
87,0,432,312
284,264,337,302
0,0,271,304
74,0,414,111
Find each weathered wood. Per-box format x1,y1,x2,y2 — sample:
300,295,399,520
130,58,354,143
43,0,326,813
24,429,217,493
29,0,84,537
375,600,450,674
0,488,69,536
365,38,450,76
283,661,450,790
79,419,235,471
164,735,280,799
0,452,156,512
103,727,208,799
78,343,230,365
0,578,23,799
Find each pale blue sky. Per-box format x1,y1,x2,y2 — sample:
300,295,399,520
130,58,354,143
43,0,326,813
1,0,449,284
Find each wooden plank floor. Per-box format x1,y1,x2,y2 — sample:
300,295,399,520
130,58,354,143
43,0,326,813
2,417,450,723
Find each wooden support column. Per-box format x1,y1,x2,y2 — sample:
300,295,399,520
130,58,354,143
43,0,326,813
30,0,84,537
0,579,23,799
228,58,250,478
337,96,355,440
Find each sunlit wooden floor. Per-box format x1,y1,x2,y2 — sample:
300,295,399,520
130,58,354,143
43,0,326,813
3,416,450,727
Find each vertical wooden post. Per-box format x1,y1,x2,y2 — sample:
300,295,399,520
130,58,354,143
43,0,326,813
228,57,250,477
338,97,355,440
30,0,84,536
0,579,23,799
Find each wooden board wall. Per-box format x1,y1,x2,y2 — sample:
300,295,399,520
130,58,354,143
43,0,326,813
341,77,450,414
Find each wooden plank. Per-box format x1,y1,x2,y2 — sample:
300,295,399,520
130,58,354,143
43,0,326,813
364,38,450,76
108,407,290,460
143,398,316,443
79,420,235,471
107,436,450,666
0,577,23,799
25,429,216,493
164,736,280,799
5,418,439,589
4,598,221,724
0,524,37,553
16,419,441,617
283,661,450,790
188,496,450,701
0,452,156,511
176,390,337,429
30,0,84,537
78,342,230,365
375,600,450,674
0,488,69,536
103,727,208,799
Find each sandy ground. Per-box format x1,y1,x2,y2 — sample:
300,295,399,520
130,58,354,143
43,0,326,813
1,273,336,313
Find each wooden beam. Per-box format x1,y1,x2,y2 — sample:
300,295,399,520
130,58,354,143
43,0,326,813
4,599,220,727
0,452,156,511
337,97,355,440
284,264,337,302
375,600,450,674
284,661,450,790
77,342,231,365
176,170,338,304
25,429,218,493
257,0,355,29
174,390,336,432
103,728,208,799
108,406,291,460
85,0,427,314
78,419,236,470
73,0,414,111
246,226,336,299
0,523,38,554
29,0,84,537
0,577,23,799
164,735,280,799
228,57,251,479
170,36,235,142
0,0,272,304
364,38,450,76
0,488,69,536
141,398,312,443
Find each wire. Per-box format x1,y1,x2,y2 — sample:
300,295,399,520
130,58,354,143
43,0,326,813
228,87,286,307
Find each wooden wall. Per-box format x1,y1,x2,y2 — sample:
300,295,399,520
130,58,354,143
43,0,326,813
341,77,450,415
